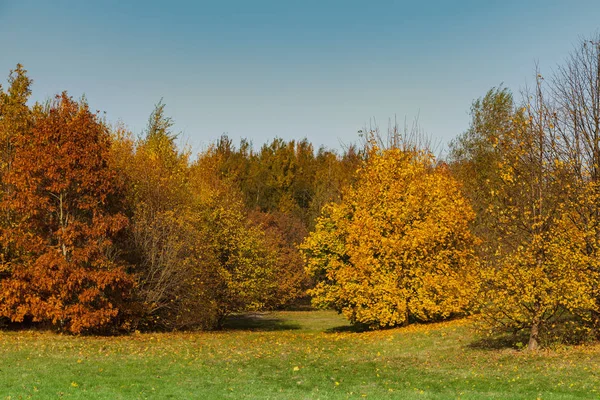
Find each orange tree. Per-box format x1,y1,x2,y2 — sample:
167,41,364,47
0,65,33,265
0,93,132,333
249,210,310,307
301,147,478,328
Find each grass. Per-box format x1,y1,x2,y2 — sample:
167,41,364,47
1,311,599,399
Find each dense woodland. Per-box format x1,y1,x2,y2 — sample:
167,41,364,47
2,34,600,351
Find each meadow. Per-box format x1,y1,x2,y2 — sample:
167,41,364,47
1,310,598,399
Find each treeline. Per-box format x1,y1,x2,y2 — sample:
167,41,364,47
3,34,600,350
0,67,361,333
302,34,600,350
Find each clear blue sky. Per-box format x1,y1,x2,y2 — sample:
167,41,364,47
1,0,599,154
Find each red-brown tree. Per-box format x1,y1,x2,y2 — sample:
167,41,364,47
0,93,133,333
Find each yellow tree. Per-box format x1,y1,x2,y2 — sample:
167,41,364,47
301,147,478,328
548,35,600,331
110,102,197,329
448,87,514,252
189,154,281,328
478,80,597,350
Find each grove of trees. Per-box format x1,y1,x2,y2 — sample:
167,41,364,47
2,34,600,351
0,68,360,333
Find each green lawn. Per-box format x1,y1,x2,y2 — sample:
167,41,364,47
1,311,599,399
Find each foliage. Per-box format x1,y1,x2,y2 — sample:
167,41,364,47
115,104,298,330
4,32,600,348
448,87,514,246
547,35,600,331
111,102,196,330
189,155,283,327
458,78,598,350
0,92,132,333
0,64,33,266
302,147,478,328
211,135,362,229
249,210,310,307
201,136,362,313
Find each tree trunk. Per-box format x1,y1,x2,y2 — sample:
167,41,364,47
591,309,600,337
402,299,410,327
528,317,540,351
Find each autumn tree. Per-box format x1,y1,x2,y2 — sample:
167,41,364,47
249,210,310,307
212,135,362,229
548,35,600,330
189,155,283,327
469,75,598,350
0,65,32,267
456,36,600,348
111,101,196,329
301,146,478,328
449,87,514,249
0,93,132,333
307,145,362,230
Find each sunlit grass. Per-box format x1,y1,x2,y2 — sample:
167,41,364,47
1,310,599,399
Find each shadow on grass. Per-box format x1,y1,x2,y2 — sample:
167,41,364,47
222,313,301,332
468,333,527,350
324,316,459,334
325,322,371,333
